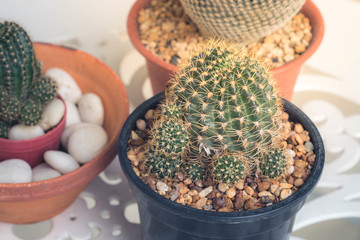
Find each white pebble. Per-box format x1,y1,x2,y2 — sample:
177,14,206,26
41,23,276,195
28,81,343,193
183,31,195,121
32,163,62,182
136,119,146,131
156,181,169,192
0,159,32,183
199,186,213,198
77,93,104,126
44,150,80,174
40,98,66,131
45,67,82,103
305,141,314,152
8,124,44,140
64,100,81,127
284,149,296,158
60,122,95,150
67,125,108,164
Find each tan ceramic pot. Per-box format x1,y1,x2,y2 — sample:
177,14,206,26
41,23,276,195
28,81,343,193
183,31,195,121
127,0,324,100
0,43,129,224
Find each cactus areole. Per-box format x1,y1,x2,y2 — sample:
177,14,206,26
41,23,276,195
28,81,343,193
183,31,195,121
144,40,291,184
0,21,58,138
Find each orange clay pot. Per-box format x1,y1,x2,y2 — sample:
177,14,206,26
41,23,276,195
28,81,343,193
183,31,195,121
127,0,324,100
0,43,129,224
0,96,66,168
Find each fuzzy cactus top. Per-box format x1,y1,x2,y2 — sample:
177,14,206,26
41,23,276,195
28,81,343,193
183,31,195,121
167,40,284,157
146,40,288,184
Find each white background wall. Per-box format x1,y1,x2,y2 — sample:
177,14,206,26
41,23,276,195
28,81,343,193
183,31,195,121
0,0,136,71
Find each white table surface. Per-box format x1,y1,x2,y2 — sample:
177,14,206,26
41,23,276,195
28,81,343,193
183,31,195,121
1,0,360,239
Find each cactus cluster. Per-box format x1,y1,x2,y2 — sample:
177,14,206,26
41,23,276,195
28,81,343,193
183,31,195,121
145,40,288,184
0,21,58,138
145,102,189,178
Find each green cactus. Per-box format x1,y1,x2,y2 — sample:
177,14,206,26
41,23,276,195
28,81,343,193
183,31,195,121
146,40,287,184
212,154,246,184
145,102,189,178
0,119,10,138
168,40,283,158
147,103,189,156
0,21,58,132
18,99,43,126
179,0,305,45
146,149,183,178
31,76,58,104
184,161,205,181
260,148,287,178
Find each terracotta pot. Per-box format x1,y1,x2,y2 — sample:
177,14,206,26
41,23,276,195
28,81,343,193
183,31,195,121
0,96,66,168
127,0,324,100
0,43,129,224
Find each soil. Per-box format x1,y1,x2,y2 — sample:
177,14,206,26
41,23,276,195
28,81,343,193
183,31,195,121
138,0,312,69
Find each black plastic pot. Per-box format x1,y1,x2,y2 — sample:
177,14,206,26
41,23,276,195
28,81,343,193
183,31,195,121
118,92,325,240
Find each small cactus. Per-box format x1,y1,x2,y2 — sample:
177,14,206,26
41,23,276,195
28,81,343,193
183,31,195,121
147,103,189,156
145,40,287,184
260,148,287,178
0,119,10,138
212,154,246,184
147,150,182,178
145,102,189,178
184,161,205,181
0,21,58,137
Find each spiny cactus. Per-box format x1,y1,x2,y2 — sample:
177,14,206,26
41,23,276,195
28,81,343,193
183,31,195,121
260,148,287,178
184,161,205,180
168,40,283,158
147,150,183,178
212,154,247,184
0,21,58,137
147,102,189,156
179,0,305,45
145,102,189,178
146,40,287,184
0,119,10,138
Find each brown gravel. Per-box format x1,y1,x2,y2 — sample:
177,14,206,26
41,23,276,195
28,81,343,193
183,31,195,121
138,0,312,68
126,107,317,212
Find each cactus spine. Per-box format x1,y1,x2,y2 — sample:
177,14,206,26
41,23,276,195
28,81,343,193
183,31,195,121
146,40,287,184
0,21,58,137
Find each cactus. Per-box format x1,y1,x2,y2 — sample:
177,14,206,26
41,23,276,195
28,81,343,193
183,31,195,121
212,154,246,184
147,150,183,178
0,119,10,138
168,40,283,158
146,40,287,184
260,148,287,178
145,102,189,178
179,0,305,45
184,161,205,180
0,21,58,135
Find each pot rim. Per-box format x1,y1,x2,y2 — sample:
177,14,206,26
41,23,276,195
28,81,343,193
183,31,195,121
127,0,324,75
118,92,325,222
0,42,130,201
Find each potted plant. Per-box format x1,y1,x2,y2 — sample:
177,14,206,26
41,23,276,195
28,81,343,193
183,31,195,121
127,0,324,100
0,21,129,224
118,40,325,240
179,0,306,46
0,21,66,167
